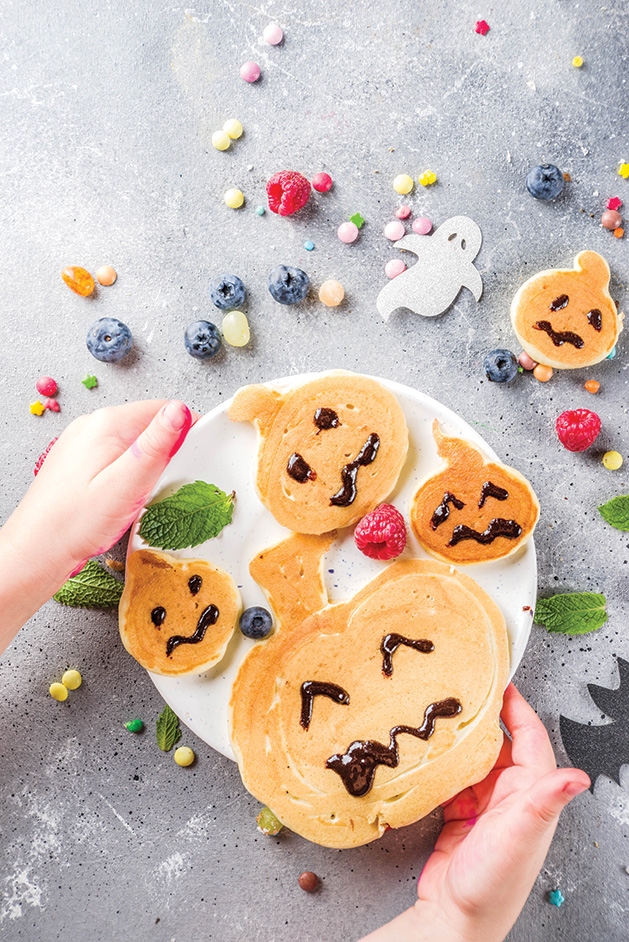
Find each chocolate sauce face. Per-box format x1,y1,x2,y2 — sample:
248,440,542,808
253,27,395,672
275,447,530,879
300,680,350,730
549,294,569,311
533,320,584,349
151,606,166,627
380,634,434,676
448,518,522,547
478,481,509,509
188,575,202,595
330,433,380,507
314,408,340,431
326,698,462,797
430,492,465,530
587,308,602,331
287,452,317,483
166,604,219,657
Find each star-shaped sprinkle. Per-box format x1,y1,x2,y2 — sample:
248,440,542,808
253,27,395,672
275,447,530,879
349,212,365,228
475,19,490,35
43,398,60,412
607,196,623,211
618,163,629,179
418,170,437,187
29,400,45,416
548,889,564,908
82,374,98,389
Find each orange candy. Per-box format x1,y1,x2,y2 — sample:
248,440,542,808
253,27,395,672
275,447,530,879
614,227,624,239
533,364,553,382
62,266,95,296
584,380,600,394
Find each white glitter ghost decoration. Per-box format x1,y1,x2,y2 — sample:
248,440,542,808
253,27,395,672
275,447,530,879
377,215,483,320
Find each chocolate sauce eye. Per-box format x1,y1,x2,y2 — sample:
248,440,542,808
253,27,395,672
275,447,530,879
151,606,166,627
313,408,340,431
587,309,602,332
188,575,202,595
550,294,569,311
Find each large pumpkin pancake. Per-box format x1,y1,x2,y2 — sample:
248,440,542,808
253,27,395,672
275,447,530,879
228,371,409,534
410,421,539,565
510,250,622,369
229,544,509,849
119,550,241,675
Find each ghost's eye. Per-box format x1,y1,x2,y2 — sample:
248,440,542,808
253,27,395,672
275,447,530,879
550,294,569,311
314,407,340,431
587,309,602,332
188,575,202,595
448,232,457,242
461,238,466,250
287,453,317,483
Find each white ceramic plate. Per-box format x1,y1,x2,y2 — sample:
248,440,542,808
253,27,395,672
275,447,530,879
128,374,537,761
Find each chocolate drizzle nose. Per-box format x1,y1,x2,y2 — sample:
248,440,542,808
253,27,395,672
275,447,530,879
533,320,584,349
166,604,219,657
300,680,350,730
287,452,317,483
326,698,462,797
314,408,340,431
448,518,522,547
330,433,380,507
478,481,509,508
430,492,465,530
587,309,602,331
380,634,434,676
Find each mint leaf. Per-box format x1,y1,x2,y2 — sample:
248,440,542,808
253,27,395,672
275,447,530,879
53,560,123,608
138,481,235,551
534,592,607,635
156,704,181,752
598,495,629,531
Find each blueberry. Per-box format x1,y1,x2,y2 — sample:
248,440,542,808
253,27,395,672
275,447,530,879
525,164,564,201
484,349,519,384
239,606,273,640
86,317,133,362
268,265,310,305
209,274,246,310
184,320,222,359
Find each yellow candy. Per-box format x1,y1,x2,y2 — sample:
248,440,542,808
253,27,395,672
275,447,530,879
222,311,250,347
223,119,243,140
393,174,414,195
30,400,45,416
318,280,345,307
95,265,117,286
62,669,82,690
224,187,244,208
603,451,623,470
174,746,195,767
618,163,629,179
49,682,68,702
418,170,437,187
572,56,584,68
212,130,231,151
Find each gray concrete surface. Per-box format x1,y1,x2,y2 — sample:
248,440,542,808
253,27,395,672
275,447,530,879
1,1,629,939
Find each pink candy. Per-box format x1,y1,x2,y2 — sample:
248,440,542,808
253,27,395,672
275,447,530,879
518,351,538,371
262,23,283,44
384,220,405,241
338,221,359,243
385,259,407,279
43,398,60,412
240,61,261,83
312,172,333,193
412,216,433,235
396,205,412,219
36,375,58,396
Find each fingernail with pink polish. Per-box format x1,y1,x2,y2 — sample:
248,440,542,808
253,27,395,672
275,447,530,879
162,400,191,431
166,403,193,458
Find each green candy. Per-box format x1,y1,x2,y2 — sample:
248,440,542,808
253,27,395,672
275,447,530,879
124,718,144,733
256,806,283,836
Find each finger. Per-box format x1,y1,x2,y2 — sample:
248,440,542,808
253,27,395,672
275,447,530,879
514,767,590,844
501,682,557,774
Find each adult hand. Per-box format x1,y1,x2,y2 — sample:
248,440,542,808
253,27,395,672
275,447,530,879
360,682,590,942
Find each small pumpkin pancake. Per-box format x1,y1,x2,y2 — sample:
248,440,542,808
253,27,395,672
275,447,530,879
510,250,622,369
119,550,241,675
228,371,409,534
410,421,539,565
229,537,509,849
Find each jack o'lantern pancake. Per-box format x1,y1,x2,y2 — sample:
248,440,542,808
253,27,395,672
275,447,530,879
410,421,539,565
119,550,241,676
229,540,509,849
510,250,622,369
228,371,409,534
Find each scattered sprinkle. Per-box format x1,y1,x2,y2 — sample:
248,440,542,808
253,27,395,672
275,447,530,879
603,451,623,470
239,61,261,83
30,400,45,416
224,187,245,209
607,197,623,211
105,558,125,572
304,240,315,251
385,259,407,279
311,172,333,193
337,221,359,243
349,212,365,228
412,216,433,235
223,118,243,140
518,351,538,371
614,227,624,238
533,364,553,383
82,375,98,389
563,172,572,182
298,872,320,893
602,209,623,230
95,265,117,286
174,746,195,767
255,205,265,215
62,669,82,690
395,205,412,219
418,170,437,187
393,174,414,195
61,266,95,297
549,889,565,908
49,682,68,702
36,375,57,396
212,129,231,151
584,379,600,394
262,23,283,45
618,163,629,179
43,398,60,412
384,219,405,241
124,718,144,733
572,56,584,68
474,19,490,35
319,280,345,307
608,346,617,359
256,806,283,836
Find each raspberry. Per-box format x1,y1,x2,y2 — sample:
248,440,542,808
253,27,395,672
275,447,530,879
555,409,601,452
354,504,407,560
266,170,311,216
33,437,58,476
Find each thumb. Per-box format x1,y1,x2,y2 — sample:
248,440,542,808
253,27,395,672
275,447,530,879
524,768,590,831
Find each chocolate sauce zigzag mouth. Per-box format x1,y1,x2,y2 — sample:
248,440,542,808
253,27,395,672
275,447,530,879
533,320,584,348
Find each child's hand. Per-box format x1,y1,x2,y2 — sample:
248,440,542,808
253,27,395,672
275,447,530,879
360,683,590,942
0,400,195,652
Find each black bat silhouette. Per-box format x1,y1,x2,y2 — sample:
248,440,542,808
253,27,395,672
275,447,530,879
560,657,629,791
